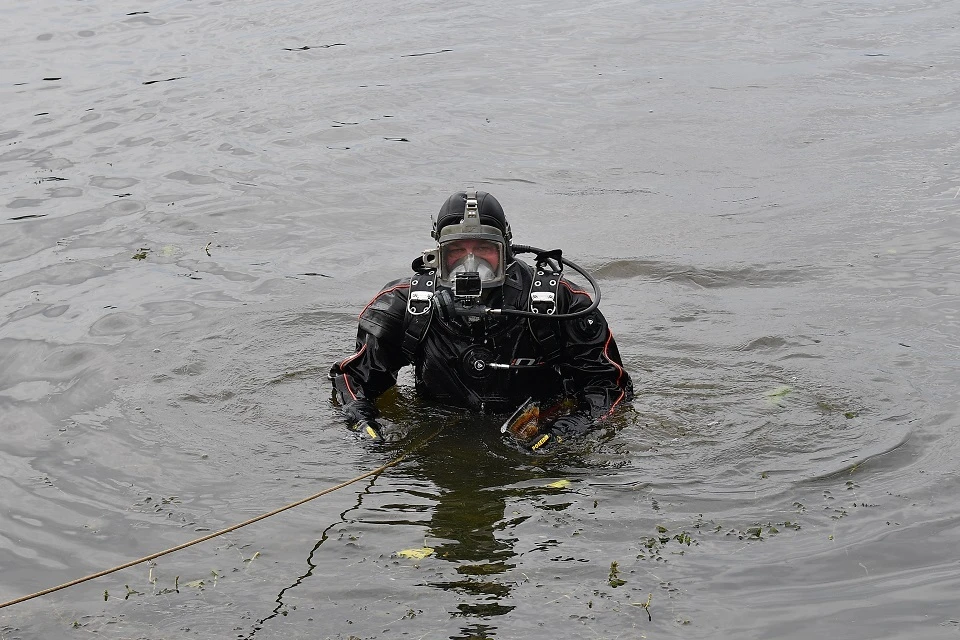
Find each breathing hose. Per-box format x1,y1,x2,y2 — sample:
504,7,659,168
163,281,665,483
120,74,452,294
488,244,602,320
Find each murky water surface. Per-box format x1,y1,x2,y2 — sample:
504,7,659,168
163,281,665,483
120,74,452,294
2,0,959,637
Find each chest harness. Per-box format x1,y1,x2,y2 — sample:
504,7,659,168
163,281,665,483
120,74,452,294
400,261,563,369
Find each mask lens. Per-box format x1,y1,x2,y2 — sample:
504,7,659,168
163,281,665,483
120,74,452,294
440,239,503,285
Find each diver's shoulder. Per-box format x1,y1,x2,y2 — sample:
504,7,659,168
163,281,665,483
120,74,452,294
360,277,411,314
558,276,592,300
506,258,533,276
357,276,411,337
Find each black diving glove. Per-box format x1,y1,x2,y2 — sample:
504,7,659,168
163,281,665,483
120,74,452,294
346,417,405,443
523,414,594,453
349,418,388,443
342,399,402,444
548,414,594,438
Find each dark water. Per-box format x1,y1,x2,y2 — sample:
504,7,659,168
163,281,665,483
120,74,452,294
2,0,959,637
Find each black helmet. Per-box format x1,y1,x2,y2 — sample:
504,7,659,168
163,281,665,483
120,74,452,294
433,191,512,249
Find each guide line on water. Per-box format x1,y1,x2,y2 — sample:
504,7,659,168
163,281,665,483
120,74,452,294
0,430,440,611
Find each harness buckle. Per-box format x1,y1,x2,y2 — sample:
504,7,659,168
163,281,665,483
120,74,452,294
407,290,434,316
530,284,558,315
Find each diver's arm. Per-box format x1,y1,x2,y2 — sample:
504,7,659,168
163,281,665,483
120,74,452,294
551,279,633,435
329,280,411,437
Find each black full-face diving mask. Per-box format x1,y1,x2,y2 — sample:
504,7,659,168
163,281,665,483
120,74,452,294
422,192,509,299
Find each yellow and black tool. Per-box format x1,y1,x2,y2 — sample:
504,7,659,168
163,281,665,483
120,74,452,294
501,397,576,450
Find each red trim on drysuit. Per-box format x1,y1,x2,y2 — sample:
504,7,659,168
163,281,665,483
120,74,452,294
600,330,626,419
339,283,408,402
342,283,409,401
337,343,368,401
358,283,410,319
561,280,591,298
560,280,623,420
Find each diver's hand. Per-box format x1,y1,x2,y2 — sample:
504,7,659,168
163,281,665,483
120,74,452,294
342,399,400,443
348,419,403,444
349,419,384,442
519,414,594,453
501,425,555,454
548,414,594,438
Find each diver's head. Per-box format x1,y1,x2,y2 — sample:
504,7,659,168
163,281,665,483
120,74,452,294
422,191,512,292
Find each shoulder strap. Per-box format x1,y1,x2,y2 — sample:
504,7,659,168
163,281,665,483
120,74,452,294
402,269,437,362
527,264,563,361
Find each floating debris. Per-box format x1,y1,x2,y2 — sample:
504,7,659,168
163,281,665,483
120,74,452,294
764,385,792,398
607,561,626,588
142,77,185,85
283,43,345,51
630,593,653,621
397,547,434,560
402,49,452,57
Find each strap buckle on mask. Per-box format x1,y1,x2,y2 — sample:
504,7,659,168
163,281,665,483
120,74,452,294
463,190,479,224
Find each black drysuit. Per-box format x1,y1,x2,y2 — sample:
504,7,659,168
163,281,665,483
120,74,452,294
330,259,633,433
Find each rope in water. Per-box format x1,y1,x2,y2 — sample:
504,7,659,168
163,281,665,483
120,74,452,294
0,447,417,610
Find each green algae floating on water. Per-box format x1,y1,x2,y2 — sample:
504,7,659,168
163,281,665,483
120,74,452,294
608,561,626,588
765,385,792,398
765,385,793,404
396,547,434,560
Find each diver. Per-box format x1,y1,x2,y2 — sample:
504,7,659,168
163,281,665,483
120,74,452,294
329,190,633,451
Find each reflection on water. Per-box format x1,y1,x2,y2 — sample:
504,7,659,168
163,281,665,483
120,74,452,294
411,423,529,622
248,413,569,637
245,477,378,639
